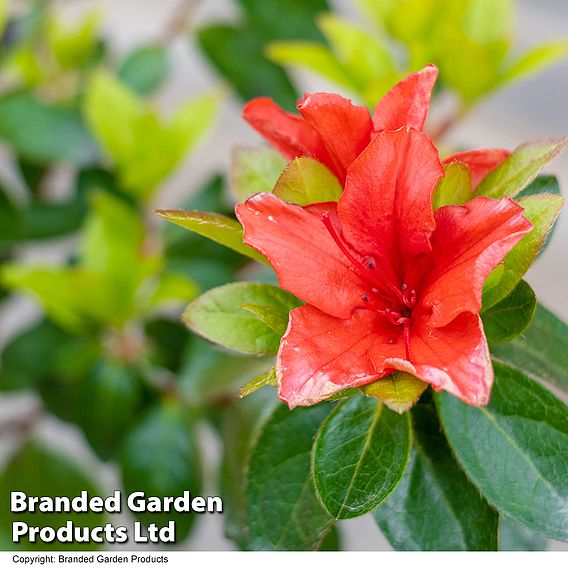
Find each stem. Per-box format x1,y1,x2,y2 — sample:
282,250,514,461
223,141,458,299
159,0,201,45
430,104,470,146
0,404,44,439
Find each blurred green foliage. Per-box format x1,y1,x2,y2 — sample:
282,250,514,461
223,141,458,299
0,0,566,553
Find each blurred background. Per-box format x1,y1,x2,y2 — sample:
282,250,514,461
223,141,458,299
0,0,567,551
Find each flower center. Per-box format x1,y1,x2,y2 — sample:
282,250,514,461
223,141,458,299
322,212,416,360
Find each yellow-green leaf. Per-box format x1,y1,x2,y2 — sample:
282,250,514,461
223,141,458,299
363,372,428,414
155,209,268,264
432,163,472,209
273,157,342,205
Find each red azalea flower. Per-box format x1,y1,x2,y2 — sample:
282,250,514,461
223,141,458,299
236,128,532,408
243,64,510,188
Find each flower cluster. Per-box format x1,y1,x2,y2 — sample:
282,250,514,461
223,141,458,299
237,65,532,408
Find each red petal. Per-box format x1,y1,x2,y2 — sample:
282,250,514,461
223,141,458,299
277,305,385,408
373,64,438,133
297,93,373,183
443,148,510,188
242,97,330,162
235,193,369,319
338,128,444,283
371,312,493,406
421,197,532,327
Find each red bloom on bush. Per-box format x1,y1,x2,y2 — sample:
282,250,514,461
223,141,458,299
243,64,510,187
236,128,531,408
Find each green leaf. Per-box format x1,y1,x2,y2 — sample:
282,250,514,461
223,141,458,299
517,175,560,199
273,157,342,205
491,303,568,394
197,24,298,110
231,146,286,201
220,388,279,548
482,194,563,308
0,442,104,550
85,71,219,198
499,517,547,551
464,0,512,43
240,0,328,42
267,41,355,92
0,185,21,245
502,41,568,84
317,13,396,92
239,302,291,336
0,320,72,392
1,265,90,332
119,45,169,96
432,163,472,209
312,394,411,519
156,209,267,264
73,359,146,461
178,336,270,405
0,91,98,166
475,138,567,199
362,372,427,414
437,362,568,541
239,367,277,398
246,404,334,550
20,199,86,240
148,272,199,310
119,400,202,541
374,401,499,550
481,279,536,343
183,282,300,355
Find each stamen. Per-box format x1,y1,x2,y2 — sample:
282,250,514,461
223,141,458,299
322,213,366,273
361,294,369,303
403,320,412,361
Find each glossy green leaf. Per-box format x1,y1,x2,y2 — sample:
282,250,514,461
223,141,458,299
220,388,279,548
247,404,334,550
231,146,286,201
363,372,428,414
312,395,411,519
475,138,567,199
156,209,267,264
119,45,169,96
0,442,103,550
502,41,568,84
267,41,355,91
119,400,202,541
238,301,291,336
183,282,300,355
273,157,342,205
0,92,98,166
499,517,547,551
481,279,536,343
437,362,568,541
482,194,563,308
374,401,499,550
491,303,568,394
432,163,472,209
239,367,277,398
